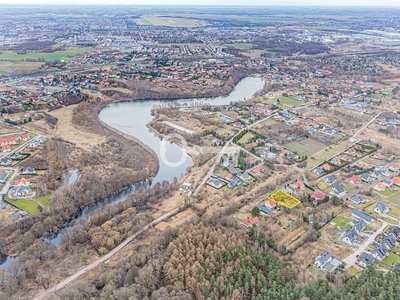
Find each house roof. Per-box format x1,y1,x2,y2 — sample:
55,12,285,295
351,175,361,184
242,217,259,226
352,209,373,223
392,177,400,185
375,182,385,190
315,251,331,266
375,202,389,213
360,253,375,265
312,190,325,200
295,181,304,189
266,200,276,207
350,194,365,204
260,206,274,215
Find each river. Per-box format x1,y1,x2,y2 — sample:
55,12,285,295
0,76,264,268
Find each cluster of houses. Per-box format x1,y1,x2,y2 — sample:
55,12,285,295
207,166,261,190
9,177,32,198
314,251,343,272
0,134,30,153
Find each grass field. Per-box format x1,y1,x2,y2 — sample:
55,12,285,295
381,253,400,267
307,140,348,169
348,267,361,277
378,189,395,197
0,61,44,76
4,196,39,214
317,180,329,192
388,191,400,205
0,48,92,62
224,43,255,50
265,96,304,107
135,15,205,27
330,216,352,230
255,118,277,128
284,138,325,158
238,132,255,145
269,190,301,209
36,195,51,207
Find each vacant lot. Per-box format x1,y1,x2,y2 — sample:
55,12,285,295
269,190,301,209
264,96,305,107
237,131,255,145
284,138,325,158
307,140,348,169
330,216,352,230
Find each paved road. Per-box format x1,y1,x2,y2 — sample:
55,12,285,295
33,207,180,300
342,220,388,269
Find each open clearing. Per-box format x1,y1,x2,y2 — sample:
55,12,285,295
4,196,39,214
331,216,352,230
224,43,255,49
307,140,348,169
283,138,326,158
0,48,92,62
269,190,301,209
264,96,305,107
135,15,205,27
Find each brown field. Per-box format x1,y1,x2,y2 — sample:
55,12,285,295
136,15,206,27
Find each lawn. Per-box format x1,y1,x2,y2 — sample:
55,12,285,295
36,195,51,207
224,43,255,50
317,180,329,192
381,253,400,266
388,191,400,205
269,190,301,209
237,132,255,145
378,189,395,197
348,267,361,277
255,118,278,128
0,48,92,62
36,170,46,176
4,196,39,214
307,140,348,169
330,216,352,230
220,185,237,194
265,96,305,107
283,138,325,158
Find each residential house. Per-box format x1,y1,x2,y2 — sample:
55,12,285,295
322,163,332,171
311,190,326,202
342,228,359,245
237,172,251,181
332,183,346,197
313,167,325,175
0,173,7,183
352,209,373,224
2,145,11,152
28,141,40,148
374,182,386,191
0,157,12,166
374,153,385,160
21,167,36,175
382,179,393,188
392,177,400,186
324,175,337,185
375,166,389,177
225,173,233,181
20,134,29,141
265,200,276,209
242,217,259,227
260,206,275,216
359,253,375,268
389,162,400,172
10,186,31,197
251,167,261,176
228,167,239,174
37,135,47,143
388,226,400,238
314,252,332,269
373,245,389,260
11,151,22,159
349,194,366,204
293,181,305,190
207,178,224,189
361,173,372,183
228,179,242,189
374,202,390,214
350,175,361,184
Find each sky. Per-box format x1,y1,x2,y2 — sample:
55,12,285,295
0,0,400,6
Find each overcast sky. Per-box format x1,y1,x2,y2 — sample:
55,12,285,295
0,0,400,6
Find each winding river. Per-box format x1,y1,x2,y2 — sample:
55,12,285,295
0,77,264,269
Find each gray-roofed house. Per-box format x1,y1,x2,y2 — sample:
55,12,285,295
342,228,358,245
0,173,7,183
207,178,224,189
361,173,372,182
382,233,397,249
314,251,332,269
332,183,346,197
260,206,275,216
359,253,375,268
324,175,337,185
21,167,36,175
352,209,373,224
228,178,242,189
0,157,12,166
373,245,389,261
374,202,390,214
10,186,32,197
237,172,251,181
389,226,400,238
313,167,325,175
349,194,366,204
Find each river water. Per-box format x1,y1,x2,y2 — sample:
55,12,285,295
0,77,264,268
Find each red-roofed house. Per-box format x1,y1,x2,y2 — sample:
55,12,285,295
374,182,386,191
311,190,326,201
225,173,233,181
2,145,11,152
350,175,362,184
251,167,261,176
265,200,276,209
374,153,384,160
392,177,400,186
390,162,400,172
294,181,305,190
242,217,259,227
322,163,331,171
20,134,29,141
10,115,20,122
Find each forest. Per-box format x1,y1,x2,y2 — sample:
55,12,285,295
54,221,400,300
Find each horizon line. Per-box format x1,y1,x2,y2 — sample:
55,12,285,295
0,4,400,7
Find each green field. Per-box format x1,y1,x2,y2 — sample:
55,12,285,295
36,195,51,207
135,16,205,27
307,140,348,169
381,253,400,267
348,267,361,277
388,191,400,205
238,132,256,145
0,48,92,62
284,138,325,158
378,189,395,197
224,43,255,50
5,196,40,214
265,96,304,107
317,180,329,192
330,216,352,230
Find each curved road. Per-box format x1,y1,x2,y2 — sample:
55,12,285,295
33,207,180,300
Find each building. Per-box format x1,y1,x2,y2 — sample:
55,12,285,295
350,175,361,184
359,253,375,268
314,251,332,269
332,183,346,197
374,202,390,214
311,190,326,201
373,245,389,261
352,209,373,224
207,178,224,189
260,206,275,216
349,194,366,204
265,200,276,209
324,175,337,185
242,217,259,227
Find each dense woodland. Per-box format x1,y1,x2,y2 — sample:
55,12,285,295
55,222,400,300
